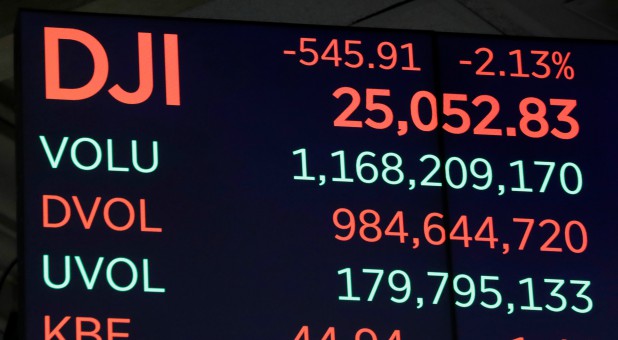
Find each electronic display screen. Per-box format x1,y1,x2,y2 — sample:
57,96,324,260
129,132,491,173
17,10,618,339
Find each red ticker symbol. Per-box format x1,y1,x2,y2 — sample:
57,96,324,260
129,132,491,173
44,27,181,105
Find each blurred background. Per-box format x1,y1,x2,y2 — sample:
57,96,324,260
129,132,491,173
0,0,617,338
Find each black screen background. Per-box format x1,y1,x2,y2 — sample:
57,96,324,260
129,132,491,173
17,11,618,339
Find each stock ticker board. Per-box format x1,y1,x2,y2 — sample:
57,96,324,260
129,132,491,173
16,10,618,340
